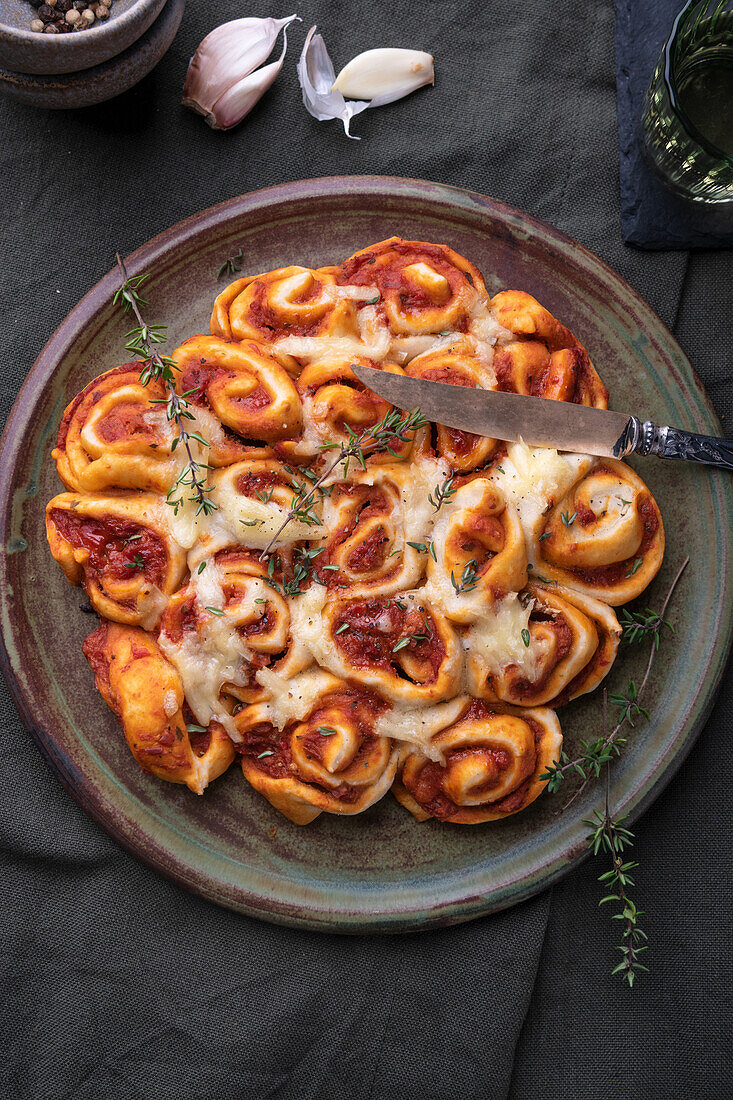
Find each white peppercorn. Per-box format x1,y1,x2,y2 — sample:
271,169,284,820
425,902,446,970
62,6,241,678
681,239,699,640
30,18,44,31
65,7,80,23
81,8,95,23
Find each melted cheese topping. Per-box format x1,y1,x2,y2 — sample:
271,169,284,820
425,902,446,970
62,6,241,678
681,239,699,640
254,667,339,729
158,557,252,741
375,696,469,762
490,440,595,557
463,594,541,680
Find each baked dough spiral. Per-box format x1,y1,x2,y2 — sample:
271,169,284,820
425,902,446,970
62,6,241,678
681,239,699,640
283,355,413,463
173,334,303,446
83,623,235,794
533,459,665,604
320,464,433,597
46,492,187,629
236,674,400,824
392,700,562,823
464,583,620,707
337,237,486,335
315,591,463,704
427,478,527,623
491,291,608,407
52,363,248,493
407,339,500,471
211,265,358,348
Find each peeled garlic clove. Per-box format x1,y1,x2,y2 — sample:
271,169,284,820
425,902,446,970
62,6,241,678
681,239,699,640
332,48,434,103
183,14,298,128
297,25,371,139
207,25,292,131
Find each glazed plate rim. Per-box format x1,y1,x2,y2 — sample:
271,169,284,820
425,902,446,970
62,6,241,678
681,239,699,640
1,176,731,932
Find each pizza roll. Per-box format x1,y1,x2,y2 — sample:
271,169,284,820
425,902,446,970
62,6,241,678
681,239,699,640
533,459,665,604
236,674,400,824
46,492,186,629
294,588,463,704
173,334,302,447
427,478,527,623
83,623,235,794
490,291,608,406
211,265,358,350
281,355,413,463
53,363,246,493
407,338,501,471
158,547,291,734
464,584,620,707
209,458,326,549
393,700,562,823
337,237,486,336
319,464,435,597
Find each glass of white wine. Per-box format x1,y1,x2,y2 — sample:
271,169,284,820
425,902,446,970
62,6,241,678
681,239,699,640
641,0,733,204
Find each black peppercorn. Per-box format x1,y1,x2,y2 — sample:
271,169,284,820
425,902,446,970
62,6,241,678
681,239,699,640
37,4,55,21
56,0,73,10
43,22,60,32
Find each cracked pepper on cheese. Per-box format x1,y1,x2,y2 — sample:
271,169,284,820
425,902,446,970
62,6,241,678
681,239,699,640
46,237,664,824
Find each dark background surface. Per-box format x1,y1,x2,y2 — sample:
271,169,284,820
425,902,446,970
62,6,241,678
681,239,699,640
1,2,731,1097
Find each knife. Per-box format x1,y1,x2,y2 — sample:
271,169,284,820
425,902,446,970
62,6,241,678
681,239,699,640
351,362,733,470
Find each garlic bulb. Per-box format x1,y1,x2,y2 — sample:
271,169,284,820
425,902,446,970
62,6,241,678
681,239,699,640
297,27,435,139
332,48,434,102
183,15,299,131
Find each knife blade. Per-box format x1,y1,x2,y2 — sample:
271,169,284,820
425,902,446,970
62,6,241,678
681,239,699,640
351,362,631,458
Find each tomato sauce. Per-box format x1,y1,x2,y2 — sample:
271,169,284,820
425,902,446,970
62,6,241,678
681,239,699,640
571,490,660,586
332,596,446,682
51,510,167,585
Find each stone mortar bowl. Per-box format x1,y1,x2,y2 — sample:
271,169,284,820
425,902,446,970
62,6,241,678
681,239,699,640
0,0,167,74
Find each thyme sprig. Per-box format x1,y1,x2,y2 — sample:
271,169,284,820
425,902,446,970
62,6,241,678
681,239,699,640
585,760,648,987
259,408,427,558
450,558,479,596
428,472,456,512
114,255,216,517
217,248,244,279
540,557,689,805
619,607,674,649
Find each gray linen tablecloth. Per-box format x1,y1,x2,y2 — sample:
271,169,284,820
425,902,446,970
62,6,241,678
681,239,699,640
1,2,731,1097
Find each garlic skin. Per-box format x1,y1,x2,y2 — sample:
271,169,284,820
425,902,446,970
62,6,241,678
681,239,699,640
332,48,434,103
297,26,371,139
183,15,298,131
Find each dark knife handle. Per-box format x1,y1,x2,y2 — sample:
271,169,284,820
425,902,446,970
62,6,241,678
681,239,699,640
618,417,733,471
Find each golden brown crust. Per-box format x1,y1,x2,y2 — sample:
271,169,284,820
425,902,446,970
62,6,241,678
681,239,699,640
392,700,562,824
83,623,234,794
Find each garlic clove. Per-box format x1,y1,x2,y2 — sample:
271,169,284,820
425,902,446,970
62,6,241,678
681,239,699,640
332,47,434,103
183,14,298,126
297,25,371,140
208,24,292,131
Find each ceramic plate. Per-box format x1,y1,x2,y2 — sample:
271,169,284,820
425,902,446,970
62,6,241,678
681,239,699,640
1,177,730,932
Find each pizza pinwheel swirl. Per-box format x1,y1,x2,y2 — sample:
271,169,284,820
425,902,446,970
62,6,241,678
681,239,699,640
427,478,527,623
46,492,187,628
45,236,666,828
532,459,665,604
464,584,621,708
392,700,562,823
338,237,486,335
283,355,413,463
235,673,400,824
407,339,501,471
211,264,359,349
